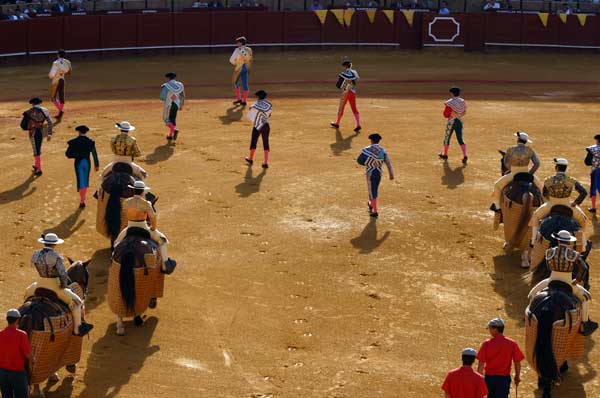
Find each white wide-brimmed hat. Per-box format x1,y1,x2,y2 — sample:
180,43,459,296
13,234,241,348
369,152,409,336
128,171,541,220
554,157,568,166
552,230,577,242
515,132,532,143
115,121,136,132
128,180,150,190
38,233,64,245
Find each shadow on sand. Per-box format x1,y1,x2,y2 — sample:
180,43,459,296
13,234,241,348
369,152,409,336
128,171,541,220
491,252,531,321
84,248,113,312
441,161,465,190
0,174,37,205
330,128,360,156
43,208,85,240
350,218,390,254
144,142,175,165
235,166,266,198
80,317,160,398
219,105,244,125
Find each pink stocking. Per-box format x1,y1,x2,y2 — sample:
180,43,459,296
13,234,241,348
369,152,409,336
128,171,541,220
263,150,270,164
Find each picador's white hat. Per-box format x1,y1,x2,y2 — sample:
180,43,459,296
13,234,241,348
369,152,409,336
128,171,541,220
515,132,532,143
554,158,569,166
552,230,577,242
38,233,64,245
128,180,150,190
115,121,136,132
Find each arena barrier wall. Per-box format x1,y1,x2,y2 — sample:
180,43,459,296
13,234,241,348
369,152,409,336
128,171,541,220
3,11,600,56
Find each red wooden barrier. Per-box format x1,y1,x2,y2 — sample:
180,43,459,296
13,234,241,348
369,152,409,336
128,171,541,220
0,21,28,54
28,17,63,53
63,16,101,51
558,14,597,47
211,11,246,45
173,12,211,45
356,11,396,44
421,13,464,46
322,11,358,43
138,13,173,46
521,13,560,45
247,12,284,44
484,12,521,44
398,11,422,49
283,11,321,44
100,14,138,48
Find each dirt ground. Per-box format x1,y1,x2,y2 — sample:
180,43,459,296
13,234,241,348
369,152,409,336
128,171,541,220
1,49,600,398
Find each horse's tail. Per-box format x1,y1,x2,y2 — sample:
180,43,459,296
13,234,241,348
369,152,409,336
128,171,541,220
105,183,124,240
507,191,533,249
535,300,559,385
119,250,136,313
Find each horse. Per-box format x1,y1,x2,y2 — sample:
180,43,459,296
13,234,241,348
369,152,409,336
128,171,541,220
17,259,90,397
495,150,544,267
528,205,592,288
108,227,164,336
96,163,158,247
526,281,585,398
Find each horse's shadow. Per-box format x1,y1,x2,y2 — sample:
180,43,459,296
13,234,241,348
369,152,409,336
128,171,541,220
144,143,175,165
441,161,465,189
42,208,85,240
350,218,390,254
330,129,360,156
219,105,244,125
84,248,112,312
43,374,74,397
235,166,266,198
0,174,37,205
491,253,531,321
80,317,160,398
587,215,600,246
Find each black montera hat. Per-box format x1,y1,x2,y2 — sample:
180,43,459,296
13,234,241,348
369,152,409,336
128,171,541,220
368,133,382,142
29,97,43,105
449,86,461,95
255,90,268,99
594,134,600,141
75,125,90,134
165,72,176,79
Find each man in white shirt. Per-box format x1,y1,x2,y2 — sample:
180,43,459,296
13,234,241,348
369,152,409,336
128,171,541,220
48,49,72,120
229,36,253,106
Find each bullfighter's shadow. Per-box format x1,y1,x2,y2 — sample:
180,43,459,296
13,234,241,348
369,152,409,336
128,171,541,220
350,218,390,254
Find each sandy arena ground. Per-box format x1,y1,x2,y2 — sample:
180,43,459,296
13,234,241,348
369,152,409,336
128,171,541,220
1,50,600,398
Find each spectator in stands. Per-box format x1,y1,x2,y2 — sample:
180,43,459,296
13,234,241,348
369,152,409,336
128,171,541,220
208,0,223,7
192,0,209,6
36,0,51,13
483,0,500,11
71,0,86,11
389,0,402,8
500,0,512,10
438,0,450,13
345,0,361,7
24,4,38,15
15,7,29,18
6,9,19,20
367,0,379,7
51,0,69,13
403,0,421,9
309,0,324,10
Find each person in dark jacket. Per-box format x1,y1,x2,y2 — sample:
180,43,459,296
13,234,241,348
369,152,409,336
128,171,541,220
65,125,99,208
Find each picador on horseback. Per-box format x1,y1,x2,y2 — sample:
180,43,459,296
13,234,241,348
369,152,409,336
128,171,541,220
491,132,541,214
24,233,93,337
101,121,147,181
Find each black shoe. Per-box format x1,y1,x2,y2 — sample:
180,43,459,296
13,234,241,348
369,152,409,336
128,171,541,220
330,122,340,129
173,129,179,141
166,135,173,141
241,102,247,106
354,126,361,133
462,156,468,165
245,157,253,166
370,212,379,218
162,258,177,274
149,298,157,309
33,168,42,176
79,202,86,209
589,207,597,214
134,315,144,326
490,203,501,213
580,320,598,336
438,153,448,160
76,322,94,337
262,163,269,169
233,100,242,105
93,191,99,199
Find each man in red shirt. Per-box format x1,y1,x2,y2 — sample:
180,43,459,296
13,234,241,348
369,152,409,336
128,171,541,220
442,347,488,398
0,309,31,398
477,318,524,398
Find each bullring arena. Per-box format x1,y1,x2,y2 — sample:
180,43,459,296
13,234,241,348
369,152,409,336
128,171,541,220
1,6,600,398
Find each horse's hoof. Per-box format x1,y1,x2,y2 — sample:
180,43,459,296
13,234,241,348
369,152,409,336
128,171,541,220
560,361,569,373
134,315,144,326
149,298,157,309
116,326,125,336
48,373,59,383
66,364,77,373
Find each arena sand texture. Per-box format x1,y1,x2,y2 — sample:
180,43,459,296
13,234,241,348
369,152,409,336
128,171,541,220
0,50,599,398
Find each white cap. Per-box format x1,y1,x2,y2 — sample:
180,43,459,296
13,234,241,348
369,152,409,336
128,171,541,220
7,308,21,318
515,132,532,143
554,158,568,166
462,347,477,357
115,121,136,132
38,233,64,245
552,230,577,242
128,180,150,190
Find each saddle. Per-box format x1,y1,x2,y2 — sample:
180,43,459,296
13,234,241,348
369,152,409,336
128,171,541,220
30,288,70,312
